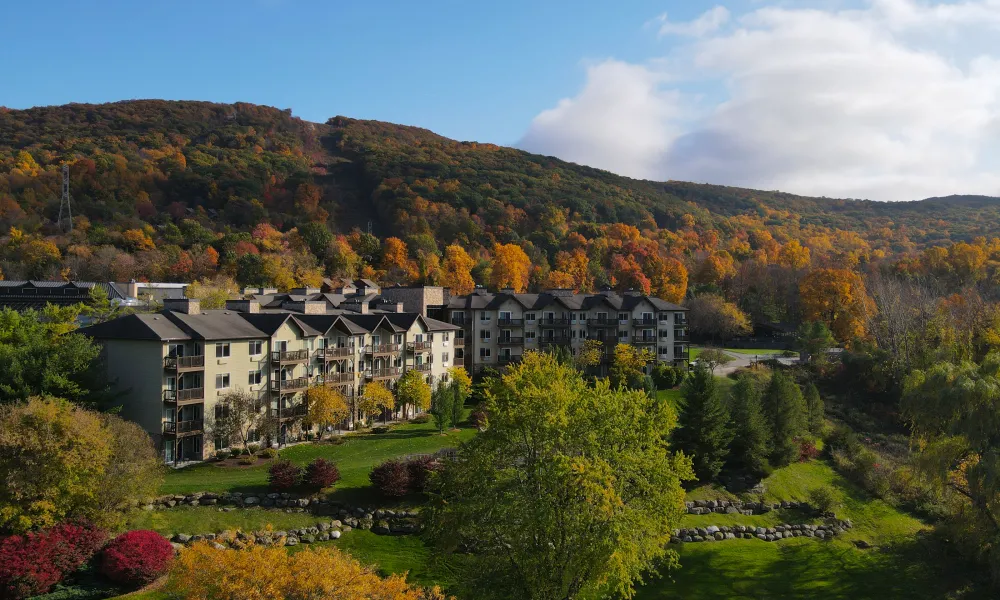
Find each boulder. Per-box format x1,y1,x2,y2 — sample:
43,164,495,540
331,530,342,539
285,537,299,546
173,533,191,543
244,496,260,506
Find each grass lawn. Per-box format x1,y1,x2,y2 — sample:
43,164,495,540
125,505,323,536
158,420,475,504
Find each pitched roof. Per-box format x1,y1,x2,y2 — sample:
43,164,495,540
79,313,191,341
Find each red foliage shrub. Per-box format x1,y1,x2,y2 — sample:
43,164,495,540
268,459,302,491
304,458,341,491
369,459,411,497
100,530,174,588
406,456,439,493
469,406,488,429
799,439,821,462
0,522,107,599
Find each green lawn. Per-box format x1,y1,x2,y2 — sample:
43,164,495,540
125,505,322,536
159,420,475,504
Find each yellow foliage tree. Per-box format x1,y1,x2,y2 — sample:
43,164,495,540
609,344,654,389
777,240,811,269
440,244,476,294
447,365,472,398
305,385,349,438
554,249,593,292
358,381,395,423
799,268,874,344
490,243,531,292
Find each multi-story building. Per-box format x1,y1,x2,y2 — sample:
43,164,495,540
444,288,689,375
81,296,458,464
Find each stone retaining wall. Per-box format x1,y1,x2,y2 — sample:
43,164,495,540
685,498,814,516
671,519,853,543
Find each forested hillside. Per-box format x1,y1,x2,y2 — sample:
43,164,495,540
2,100,1000,323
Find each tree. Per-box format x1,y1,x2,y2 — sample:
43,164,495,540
726,375,771,475
490,243,531,292
609,343,653,389
426,352,693,600
799,268,874,344
803,383,824,434
304,385,349,438
396,369,431,420
687,294,752,342
796,321,836,364
382,237,416,284
761,371,807,466
211,388,267,453
440,244,476,294
358,381,394,425
0,397,161,533
675,364,732,481
429,386,450,433
777,240,811,269
0,307,104,406
186,276,238,310
448,379,466,428
697,348,733,374
448,365,472,399
575,339,603,370
298,222,333,259
83,285,131,324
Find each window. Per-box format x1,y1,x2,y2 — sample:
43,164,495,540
168,343,184,357
618,330,629,340
442,352,450,364
525,313,536,322
642,312,653,322
597,311,608,322
372,334,381,345
216,343,231,358
248,369,262,386
659,346,670,356
455,348,464,360
480,311,492,322
443,332,450,341
275,340,288,352
249,340,262,356
571,329,578,339
578,312,587,323
428,333,434,342
660,329,670,339
526,331,537,340
394,334,404,344
544,311,554,321
480,347,492,360
499,311,512,322
415,333,424,343
215,373,231,390
570,313,577,323
618,312,629,323
480,329,492,341
659,312,670,322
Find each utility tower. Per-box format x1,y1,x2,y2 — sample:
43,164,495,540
58,164,73,232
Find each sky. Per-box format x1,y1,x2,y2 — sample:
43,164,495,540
4,0,1000,202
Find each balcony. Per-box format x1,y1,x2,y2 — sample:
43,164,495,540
497,336,524,346
539,338,570,348
163,355,204,371
277,404,308,420
498,355,522,366
163,388,204,403
367,367,401,380
674,332,690,342
365,343,400,356
497,318,524,327
587,318,618,329
407,341,433,352
322,372,355,384
634,336,657,345
163,419,203,436
415,362,433,373
454,337,465,347
271,349,310,364
270,377,310,394
538,318,570,328
317,347,353,361
632,318,657,328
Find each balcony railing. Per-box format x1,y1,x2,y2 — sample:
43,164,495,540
454,337,465,347
538,318,570,327
587,318,619,328
163,419,203,435
632,318,657,328
317,347,353,360
271,349,310,363
270,377,310,393
498,355,522,365
365,343,400,355
367,367,401,380
407,341,433,352
634,336,657,344
497,336,524,346
163,355,205,370
674,333,690,342
321,372,355,384
415,362,433,372
497,318,524,327
163,388,205,403
539,338,570,347
278,404,308,419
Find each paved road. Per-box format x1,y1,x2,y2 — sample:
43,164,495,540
704,349,798,376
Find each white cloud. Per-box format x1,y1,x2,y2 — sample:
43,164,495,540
656,6,731,37
518,1,1000,201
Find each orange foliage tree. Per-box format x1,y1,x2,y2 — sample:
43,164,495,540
440,244,476,294
799,268,873,343
777,240,811,269
490,243,531,292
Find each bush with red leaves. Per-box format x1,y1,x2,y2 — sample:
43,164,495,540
268,459,303,491
100,530,173,588
0,522,107,599
304,458,341,491
468,406,488,429
799,439,821,462
369,459,411,497
406,456,440,493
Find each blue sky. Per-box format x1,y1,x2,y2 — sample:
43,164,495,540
2,0,721,145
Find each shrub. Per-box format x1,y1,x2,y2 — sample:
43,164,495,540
798,439,820,462
246,443,260,455
469,406,488,429
238,454,256,466
808,486,839,515
304,458,341,491
100,530,173,588
406,456,439,493
369,459,411,497
372,425,393,434
268,459,302,491
0,522,107,599
259,448,278,459
652,364,681,389
409,414,431,424
215,450,230,461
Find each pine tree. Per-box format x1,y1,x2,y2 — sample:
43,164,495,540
674,364,733,481
761,371,807,466
726,375,771,475
804,383,824,434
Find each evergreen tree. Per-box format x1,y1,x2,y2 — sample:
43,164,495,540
804,382,824,434
674,364,733,481
449,379,467,428
761,371,807,466
726,375,771,475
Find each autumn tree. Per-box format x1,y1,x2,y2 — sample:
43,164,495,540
440,244,476,294
382,237,416,284
609,343,653,389
396,369,432,420
697,348,733,374
185,276,238,309
799,268,873,344
426,352,693,600
575,339,603,370
211,388,268,454
358,381,394,425
687,294,752,342
490,243,531,292
304,385,349,438
777,240,811,269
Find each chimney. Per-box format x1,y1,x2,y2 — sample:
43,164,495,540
126,279,139,299
290,287,321,296
163,298,201,314
500,287,515,294
225,299,260,314
282,300,326,314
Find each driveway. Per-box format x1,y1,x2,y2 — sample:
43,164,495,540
702,349,799,377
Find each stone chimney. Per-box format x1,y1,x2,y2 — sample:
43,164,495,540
282,300,326,314
163,298,200,314
126,279,139,299
290,287,321,296
225,299,260,314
